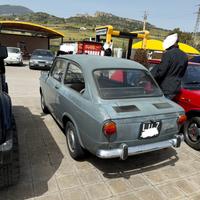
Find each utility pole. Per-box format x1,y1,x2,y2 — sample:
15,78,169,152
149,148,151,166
193,5,200,45
143,10,148,31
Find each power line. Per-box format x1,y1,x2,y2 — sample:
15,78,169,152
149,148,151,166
193,5,200,45
143,10,149,31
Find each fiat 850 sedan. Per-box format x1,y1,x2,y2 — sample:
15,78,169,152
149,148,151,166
40,55,185,160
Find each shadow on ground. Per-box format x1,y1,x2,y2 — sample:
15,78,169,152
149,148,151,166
0,106,64,200
88,146,179,179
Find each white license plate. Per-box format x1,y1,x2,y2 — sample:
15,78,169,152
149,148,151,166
39,64,45,67
139,121,161,139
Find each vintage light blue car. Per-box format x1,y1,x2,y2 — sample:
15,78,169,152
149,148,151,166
40,55,185,160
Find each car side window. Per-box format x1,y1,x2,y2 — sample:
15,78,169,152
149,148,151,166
51,59,67,82
64,63,85,93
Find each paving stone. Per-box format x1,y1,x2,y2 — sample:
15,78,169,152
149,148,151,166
6,182,34,200
115,192,140,200
31,163,55,182
61,186,88,200
143,170,167,185
56,174,81,190
128,174,149,189
85,182,112,200
190,193,200,200
34,192,62,200
157,182,184,199
33,177,59,196
78,168,103,185
135,186,167,200
175,179,199,195
107,179,131,195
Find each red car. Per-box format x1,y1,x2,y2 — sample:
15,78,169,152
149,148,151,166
148,59,200,150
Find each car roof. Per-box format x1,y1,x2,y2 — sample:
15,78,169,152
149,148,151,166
58,54,146,71
33,49,51,52
7,47,20,49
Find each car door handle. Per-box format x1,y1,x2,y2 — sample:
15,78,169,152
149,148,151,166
55,85,60,89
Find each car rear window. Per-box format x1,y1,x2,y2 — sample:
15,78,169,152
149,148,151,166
93,69,162,99
182,64,200,89
7,47,20,53
32,50,53,57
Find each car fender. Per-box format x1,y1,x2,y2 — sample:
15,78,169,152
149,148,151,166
186,109,200,119
62,112,85,148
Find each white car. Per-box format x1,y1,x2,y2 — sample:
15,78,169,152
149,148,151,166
4,47,23,65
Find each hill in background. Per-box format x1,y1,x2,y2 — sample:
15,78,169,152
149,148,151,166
0,5,33,16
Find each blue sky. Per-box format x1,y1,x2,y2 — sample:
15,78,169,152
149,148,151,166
1,0,200,32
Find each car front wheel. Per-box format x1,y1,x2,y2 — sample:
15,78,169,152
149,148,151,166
40,92,49,114
184,117,200,150
65,121,85,160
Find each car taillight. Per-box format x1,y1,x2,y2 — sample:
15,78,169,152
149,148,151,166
103,121,117,136
177,114,187,124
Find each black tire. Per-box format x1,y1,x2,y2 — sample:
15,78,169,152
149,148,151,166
184,117,200,150
40,92,49,114
0,128,20,188
65,121,85,160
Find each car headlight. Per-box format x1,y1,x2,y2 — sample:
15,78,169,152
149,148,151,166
29,60,36,64
47,61,53,65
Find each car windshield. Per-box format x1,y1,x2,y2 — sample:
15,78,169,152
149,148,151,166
182,64,200,89
7,47,20,53
32,50,53,57
93,69,162,99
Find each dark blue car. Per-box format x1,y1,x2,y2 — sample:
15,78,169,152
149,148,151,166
0,47,19,188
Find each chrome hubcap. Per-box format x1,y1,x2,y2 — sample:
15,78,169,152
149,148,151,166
67,129,75,153
41,95,45,110
188,123,200,142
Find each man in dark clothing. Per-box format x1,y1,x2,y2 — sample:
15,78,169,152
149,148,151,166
151,33,188,99
0,45,7,92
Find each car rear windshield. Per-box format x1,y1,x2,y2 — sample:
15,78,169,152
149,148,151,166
7,47,20,53
182,64,200,89
93,69,162,99
32,50,53,57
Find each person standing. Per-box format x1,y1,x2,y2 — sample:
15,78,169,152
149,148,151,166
151,33,188,99
0,44,7,92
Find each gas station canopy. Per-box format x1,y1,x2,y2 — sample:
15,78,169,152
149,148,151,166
0,20,64,39
133,39,200,55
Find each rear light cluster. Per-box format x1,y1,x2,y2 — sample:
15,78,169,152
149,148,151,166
177,114,187,124
103,121,117,136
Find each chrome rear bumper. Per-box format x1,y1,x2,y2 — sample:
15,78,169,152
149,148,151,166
96,135,183,160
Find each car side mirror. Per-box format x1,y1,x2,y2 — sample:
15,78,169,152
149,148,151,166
0,46,8,59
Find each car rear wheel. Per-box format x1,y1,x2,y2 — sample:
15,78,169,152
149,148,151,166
184,117,200,150
65,121,85,160
40,92,49,114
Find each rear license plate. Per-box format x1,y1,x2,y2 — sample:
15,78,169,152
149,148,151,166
39,63,45,67
139,121,161,139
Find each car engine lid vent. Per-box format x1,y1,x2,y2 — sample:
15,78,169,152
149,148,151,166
113,105,140,113
153,103,172,109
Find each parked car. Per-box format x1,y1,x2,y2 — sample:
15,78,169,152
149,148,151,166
148,59,200,150
29,49,54,70
174,62,200,150
4,47,23,66
0,46,20,188
40,55,185,160
189,55,200,63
